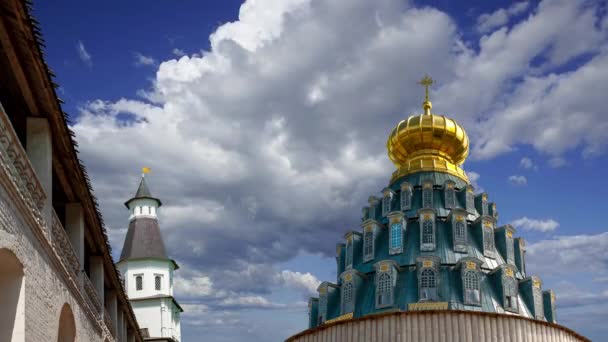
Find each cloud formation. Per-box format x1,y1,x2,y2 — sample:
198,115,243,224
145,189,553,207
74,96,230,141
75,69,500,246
508,175,527,186
476,1,529,34
511,217,559,232
67,0,608,339
77,40,92,66
134,52,156,66
519,157,536,170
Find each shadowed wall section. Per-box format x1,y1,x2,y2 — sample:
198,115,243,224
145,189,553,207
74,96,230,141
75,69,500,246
57,303,76,342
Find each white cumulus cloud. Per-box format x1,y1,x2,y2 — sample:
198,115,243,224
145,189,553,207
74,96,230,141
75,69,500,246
508,175,528,186
511,216,559,232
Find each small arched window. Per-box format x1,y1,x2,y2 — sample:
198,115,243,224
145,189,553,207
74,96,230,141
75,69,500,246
401,187,412,210
376,272,393,308
390,223,402,251
422,186,433,208
382,193,392,216
363,229,374,262
506,232,515,264
345,239,353,269
483,223,495,256
504,276,518,312
465,188,475,213
341,282,354,314
454,220,466,246
444,184,456,209
421,217,435,252
419,269,437,301
136,275,143,291
463,271,480,305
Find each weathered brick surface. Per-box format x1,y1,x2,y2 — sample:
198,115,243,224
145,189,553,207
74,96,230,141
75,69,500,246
0,178,106,341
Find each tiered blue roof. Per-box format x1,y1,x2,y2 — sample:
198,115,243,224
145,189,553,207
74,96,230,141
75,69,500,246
308,171,556,328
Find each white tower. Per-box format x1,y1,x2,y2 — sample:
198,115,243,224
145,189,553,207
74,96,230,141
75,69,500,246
117,172,182,341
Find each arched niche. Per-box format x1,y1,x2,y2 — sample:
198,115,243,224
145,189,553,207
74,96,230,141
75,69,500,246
0,248,25,342
57,303,76,342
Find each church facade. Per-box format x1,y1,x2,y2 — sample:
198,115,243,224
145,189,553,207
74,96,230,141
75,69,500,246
0,0,143,341
117,175,182,341
287,77,589,342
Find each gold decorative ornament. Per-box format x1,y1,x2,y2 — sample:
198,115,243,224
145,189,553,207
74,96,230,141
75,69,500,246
325,313,353,324
345,274,352,281
380,264,389,272
505,268,514,277
466,261,477,270
422,260,434,268
387,75,470,183
408,302,449,311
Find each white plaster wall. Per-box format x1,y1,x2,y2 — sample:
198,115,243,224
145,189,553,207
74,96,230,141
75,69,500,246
118,259,175,299
132,298,181,340
127,198,159,220
0,172,103,341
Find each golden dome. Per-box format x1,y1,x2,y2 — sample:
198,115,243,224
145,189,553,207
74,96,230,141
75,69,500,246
386,76,469,183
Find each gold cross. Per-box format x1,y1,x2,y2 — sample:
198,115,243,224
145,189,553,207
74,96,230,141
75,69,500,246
418,75,434,102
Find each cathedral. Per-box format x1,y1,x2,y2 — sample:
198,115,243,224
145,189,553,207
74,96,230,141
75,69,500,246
287,77,589,342
117,173,183,341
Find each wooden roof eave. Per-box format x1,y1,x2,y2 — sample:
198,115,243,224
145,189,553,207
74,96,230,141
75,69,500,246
2,1,144,339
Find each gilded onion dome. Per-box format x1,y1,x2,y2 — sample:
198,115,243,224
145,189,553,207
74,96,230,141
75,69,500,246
386,75,469,183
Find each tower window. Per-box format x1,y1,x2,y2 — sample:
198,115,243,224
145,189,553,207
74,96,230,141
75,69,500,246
419,269,437,301
341,282,354,314
155,275,162,291
533,285,544,319
382,193,392,216
483,223,495,257
504,276,518,312
463,271,480,305
376,272,393,308
506,232,515,264
420,214,436,251
454,219,466,248
363,229,374,262
401,188,412,210
422,185,433,208
465,188,474,213
135,275,143,291
390,223,402,253
444,184,456,209
345,239,353,269
481,195,488,216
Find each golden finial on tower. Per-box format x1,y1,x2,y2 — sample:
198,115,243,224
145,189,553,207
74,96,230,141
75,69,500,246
142,166,151,177
417,75,434,115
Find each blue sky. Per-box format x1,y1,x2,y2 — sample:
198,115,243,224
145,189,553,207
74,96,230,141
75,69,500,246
34,0,608,341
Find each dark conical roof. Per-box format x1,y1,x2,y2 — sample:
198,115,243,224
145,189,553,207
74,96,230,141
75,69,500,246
118,217,179,269
119,217,167,261
124,176,162,208
135,176,152,197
